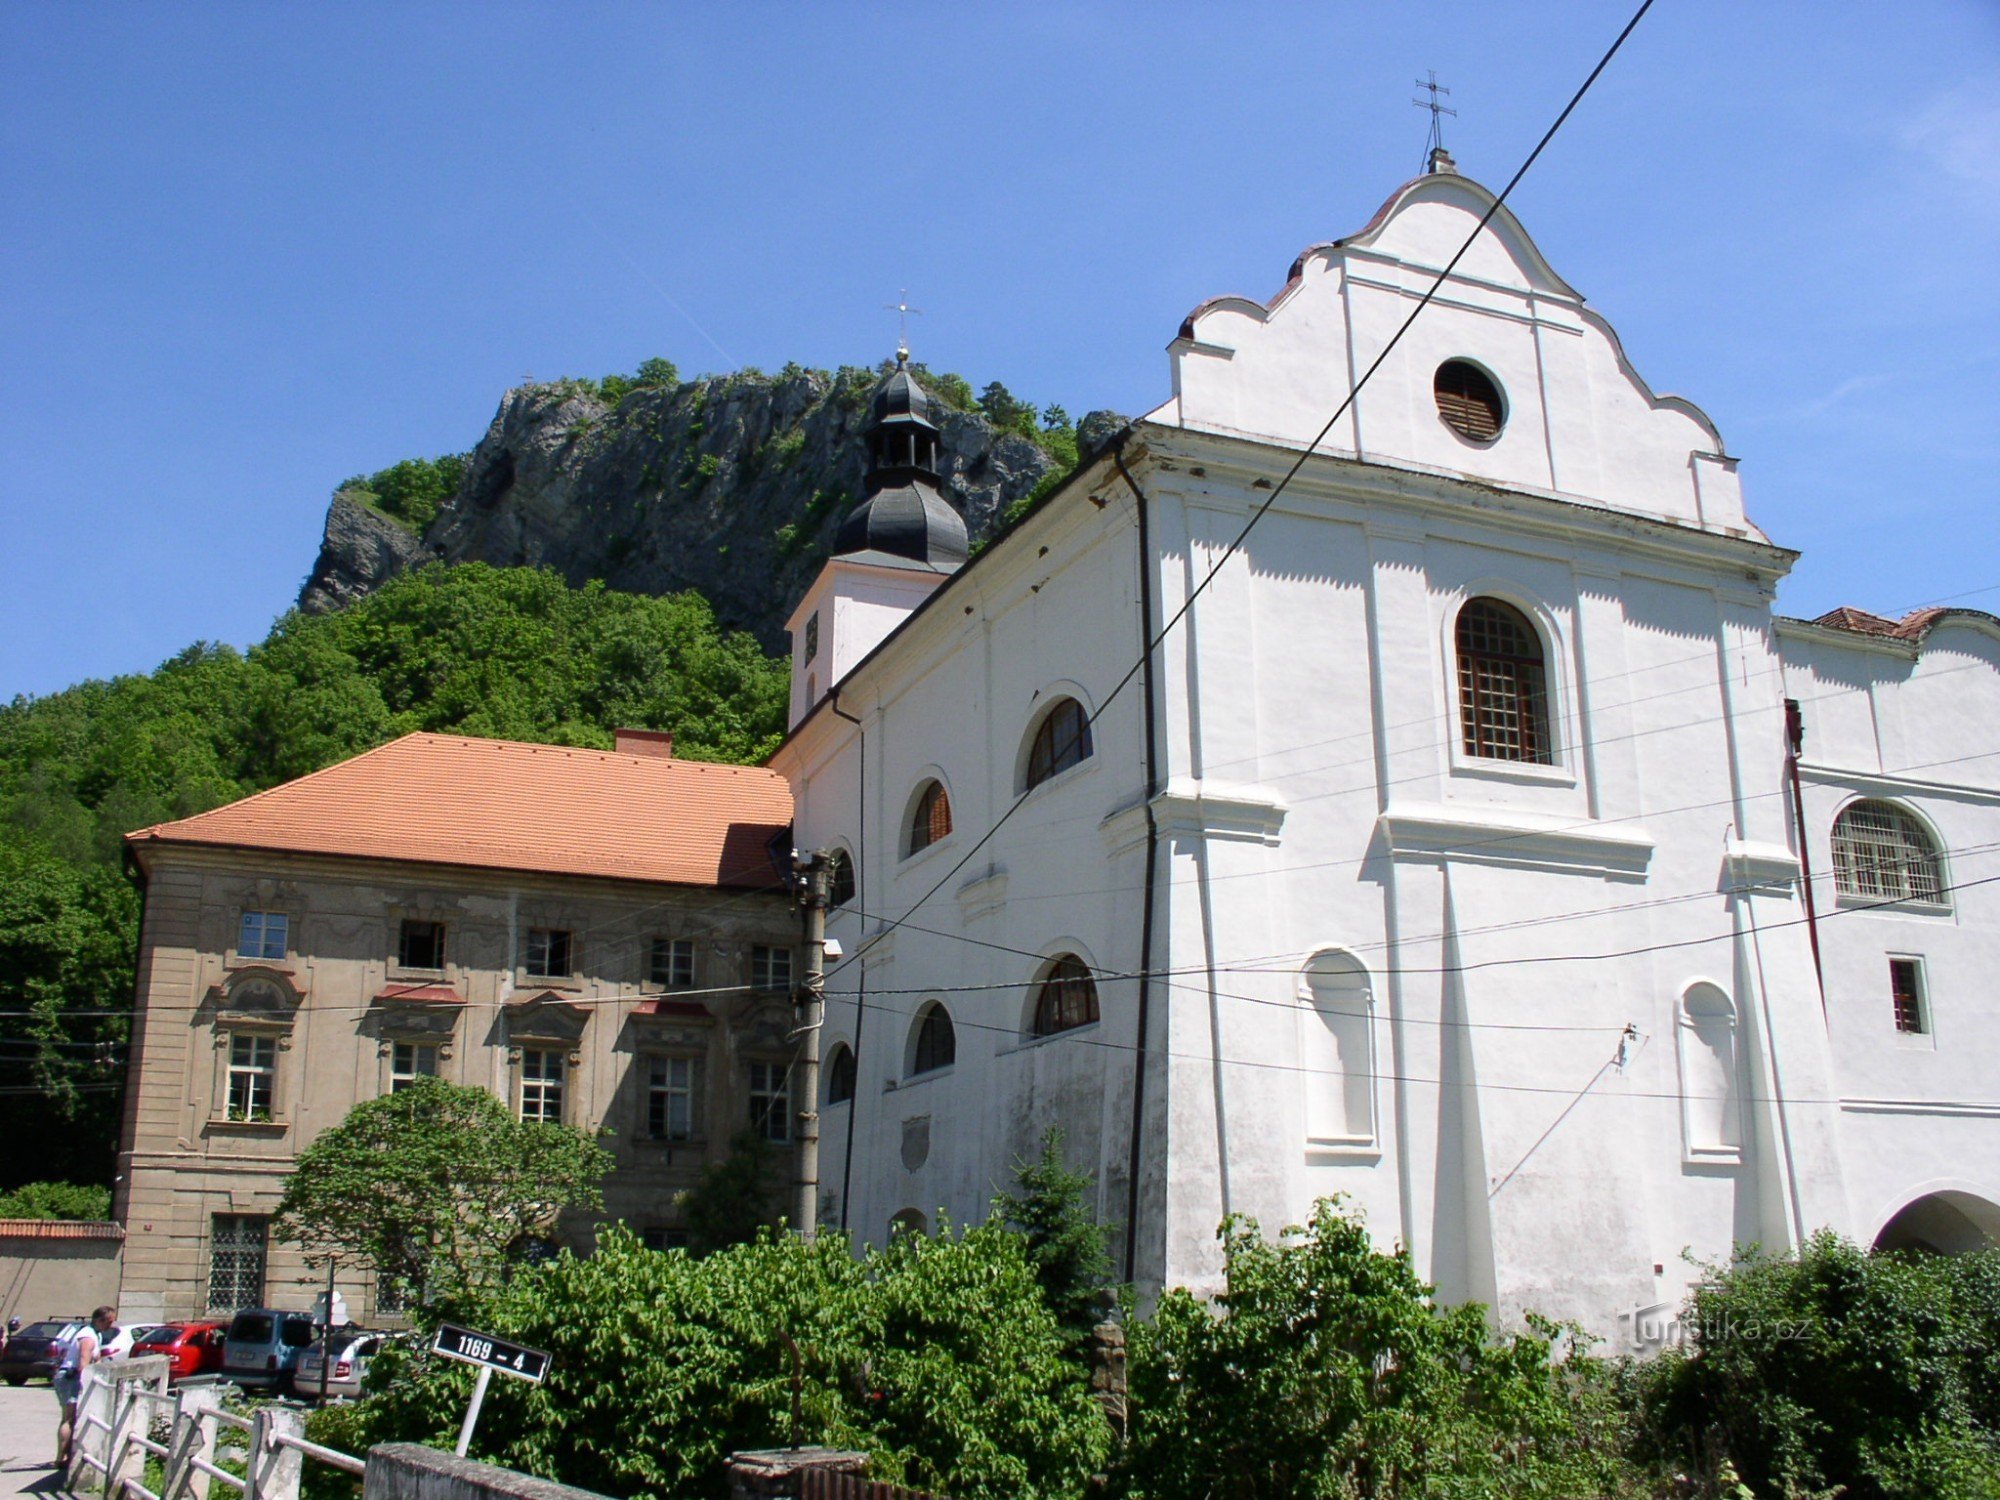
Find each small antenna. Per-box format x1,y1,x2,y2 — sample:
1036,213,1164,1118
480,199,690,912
884,290,924,364
1412,69,1457,170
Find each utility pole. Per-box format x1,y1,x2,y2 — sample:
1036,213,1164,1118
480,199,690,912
792,850,831,1237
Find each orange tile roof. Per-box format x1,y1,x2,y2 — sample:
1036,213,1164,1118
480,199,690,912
0,1220,123,1241
128,733,793,890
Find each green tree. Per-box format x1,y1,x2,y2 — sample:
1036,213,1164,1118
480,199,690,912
331,1222,1109,1500
0,1181,113,1219
273,1078,611,1311
337,454,467,534
1118,1201,1634,1499
681,1129,782,1256
997,1128,1115,1348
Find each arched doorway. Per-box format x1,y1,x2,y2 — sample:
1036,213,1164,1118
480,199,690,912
1874,1191,2000,1255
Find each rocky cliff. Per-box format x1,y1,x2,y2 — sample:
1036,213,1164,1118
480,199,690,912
299,366,1120,652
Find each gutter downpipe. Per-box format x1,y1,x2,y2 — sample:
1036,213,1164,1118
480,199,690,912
830,688,866,1232
1783,698,1826,1015
1113,444,1162,1286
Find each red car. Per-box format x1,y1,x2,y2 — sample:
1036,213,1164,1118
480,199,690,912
130,1322,227,1381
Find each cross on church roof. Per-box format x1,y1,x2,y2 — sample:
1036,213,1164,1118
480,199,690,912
1412,69,1457,172
884,290,924,364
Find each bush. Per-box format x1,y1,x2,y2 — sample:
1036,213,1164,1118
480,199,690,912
0,1180,112,1219
337,454,466,534
333,1223,1109,1500
1632,1232,2000,1499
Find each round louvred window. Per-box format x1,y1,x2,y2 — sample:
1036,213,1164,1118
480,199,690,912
1434,360,1505,443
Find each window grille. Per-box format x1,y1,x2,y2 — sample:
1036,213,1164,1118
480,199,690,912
647,1055,696,1140
907,781,953,854
391,1042,438,1092
1832,801,1945,904
227,1033,276,1120
748,1061,791,1142
1455,598,1552,763
649,937,695,989
238,911,288,961
520,1047,565,1122
526,928,573,978
911,1003,956,1075
208,1214,267,1313
1890,958,1928,1034
1031,955,1100,1036
1026,699,1093,789
398,920,445,970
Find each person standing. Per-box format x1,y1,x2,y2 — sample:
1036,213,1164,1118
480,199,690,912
54,1306,116,1469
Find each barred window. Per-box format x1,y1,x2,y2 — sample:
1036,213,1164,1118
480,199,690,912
226,1033,276,1120
1831,801,1945,905
1456,598,1552,764
649,937,695,989
909,1002,956,1077
238,911,288,961
1026,699,1093,789
1890,958,1929,1035
1031,955,1099,1037
208,1214,267,1314
646,1055,697,1140
907,781,953,855
391,1042,438,1093
748,1061,791,1143
520,1047,565,1123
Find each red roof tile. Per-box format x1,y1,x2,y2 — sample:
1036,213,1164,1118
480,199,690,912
1813,605,1899,635
0,1220,123,1241
128,733,792,891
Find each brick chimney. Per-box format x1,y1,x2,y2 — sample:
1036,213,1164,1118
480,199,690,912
614,728,675,758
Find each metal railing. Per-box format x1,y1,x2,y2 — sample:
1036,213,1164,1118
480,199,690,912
64,1358,364,1500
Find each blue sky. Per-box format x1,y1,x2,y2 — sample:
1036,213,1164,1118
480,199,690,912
4,1,1997,700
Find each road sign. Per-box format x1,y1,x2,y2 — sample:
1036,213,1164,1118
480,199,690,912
432,1323,552,1383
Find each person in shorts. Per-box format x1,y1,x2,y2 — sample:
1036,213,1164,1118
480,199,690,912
54,1306,117,1468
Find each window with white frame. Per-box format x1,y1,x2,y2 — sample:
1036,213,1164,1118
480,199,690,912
646,1055,697,1140
391,1042,439,1093
526,928,574,978
1832,801,1946,905
226,1033,276,1120
649,937,695,989
748,1061,791,1142
397,920,446,970
238,911,288,961
520,1047,565,1122
751,945,793,993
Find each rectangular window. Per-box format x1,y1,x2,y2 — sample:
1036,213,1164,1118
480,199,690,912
646,1055,696,1140
648,937,695,990
520,1047,565,1122
748,1060,791,1143
1890,958,1928,1034
526,928,573,978
238,911,288,961
391,1042,439,1092
208,1214,268,1313
640,1226,690,1252
751,945,793,993
398,920,446,970
227,1033,276,1120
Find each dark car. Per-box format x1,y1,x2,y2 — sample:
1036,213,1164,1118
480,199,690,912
130,1321,228,1382
1,1320,78,1385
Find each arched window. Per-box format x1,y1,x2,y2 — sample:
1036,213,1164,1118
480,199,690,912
1831,800,1945,904
827,849,856,907
908,1001,956,1077
889,1208,928,1239
1299,951,1374,1146
1677,984,1741,1159
906,781,953,856
1456,598,1552,764
1026,698,1093,789
1031,954,1099,1036
825,1043,856,1105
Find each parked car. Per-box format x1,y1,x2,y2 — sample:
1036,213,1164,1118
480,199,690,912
293,1329,388,1401
219,1308,316,1392
0,1319,78,1384
101,1323,165,1361
129,1322,228,1382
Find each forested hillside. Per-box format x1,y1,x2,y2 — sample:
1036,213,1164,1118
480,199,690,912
0,563,788,1191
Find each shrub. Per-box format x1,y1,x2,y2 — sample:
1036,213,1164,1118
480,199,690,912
0,1180,112,1219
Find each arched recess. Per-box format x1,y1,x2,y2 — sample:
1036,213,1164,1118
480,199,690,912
902,777,954,858
1677,982,1742,1161
1830,798,1948,906
889,1208,928,1239
825,1042,856,1105
905,1001,956,1078
1298,949,1375,1147
826,847,857,908
1874,1189,2000,1256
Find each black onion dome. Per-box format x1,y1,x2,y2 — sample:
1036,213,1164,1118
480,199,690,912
832,355,967,572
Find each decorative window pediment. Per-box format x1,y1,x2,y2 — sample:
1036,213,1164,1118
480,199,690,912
210,968,303,1028
506,992,591,1048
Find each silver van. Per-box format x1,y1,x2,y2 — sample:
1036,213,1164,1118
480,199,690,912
220,1308,317,1392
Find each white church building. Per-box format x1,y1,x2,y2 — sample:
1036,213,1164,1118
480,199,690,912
768,154,2000,1338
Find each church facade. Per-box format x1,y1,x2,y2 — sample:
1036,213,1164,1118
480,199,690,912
770,157,2000,1338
